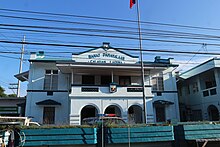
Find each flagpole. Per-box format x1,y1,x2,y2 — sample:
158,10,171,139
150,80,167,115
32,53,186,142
136,0,147,124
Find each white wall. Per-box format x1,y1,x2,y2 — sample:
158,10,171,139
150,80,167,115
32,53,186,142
179,67,220,121
152,68,180,122
26,62,70,124
26,92,69,124
69,97,154,125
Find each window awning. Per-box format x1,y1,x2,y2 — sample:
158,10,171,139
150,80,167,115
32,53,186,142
153,100,174,105
14,71,29,82
36,99,61,106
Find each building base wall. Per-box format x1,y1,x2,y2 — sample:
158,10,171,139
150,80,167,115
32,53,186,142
69,97,154,125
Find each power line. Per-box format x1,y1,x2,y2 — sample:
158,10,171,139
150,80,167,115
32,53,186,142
1,40,220,56
2,23,220,42
0,54,24,60
174,45,206,72
1,26,220,46
1,8,220,32
0,49,215,60
1,9,220,54
1,14,220,44
0,35,200,50
2,24,220,43
2,13,220,42
1,14,220,41
0,11,220,63
0,14,136,31
0,51,27,54
0,44,218,67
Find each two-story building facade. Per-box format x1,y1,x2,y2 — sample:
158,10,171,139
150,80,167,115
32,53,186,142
18,42,180,125
178,58,220,121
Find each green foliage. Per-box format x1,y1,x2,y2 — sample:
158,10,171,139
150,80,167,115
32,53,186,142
21,125,95,129
0,86,7,97
0,86,17,97
7,94,17,97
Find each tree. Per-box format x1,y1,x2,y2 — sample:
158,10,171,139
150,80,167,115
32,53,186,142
0,86,17,97
8,94,17,97
0,86,7,97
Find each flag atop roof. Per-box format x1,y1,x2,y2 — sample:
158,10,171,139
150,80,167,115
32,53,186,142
130,0,136,8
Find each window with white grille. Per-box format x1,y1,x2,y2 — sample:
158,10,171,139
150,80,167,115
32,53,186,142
152,74,164,91
192,82,199,93
44,70,58,90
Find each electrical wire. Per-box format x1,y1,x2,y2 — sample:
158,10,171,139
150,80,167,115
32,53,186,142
1,40,220,56
2,23,220,42
2,9,219,49
0,26,219,47
1,8,220,73
1,8,220,32
0,15,220,48
2,13,220,42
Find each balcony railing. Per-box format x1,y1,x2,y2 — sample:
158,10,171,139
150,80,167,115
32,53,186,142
202,87,217,97
70,84,153,98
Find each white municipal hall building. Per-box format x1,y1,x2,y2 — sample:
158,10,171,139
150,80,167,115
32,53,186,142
16,42,180,125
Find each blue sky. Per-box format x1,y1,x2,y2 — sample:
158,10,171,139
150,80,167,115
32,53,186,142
1,0,220,96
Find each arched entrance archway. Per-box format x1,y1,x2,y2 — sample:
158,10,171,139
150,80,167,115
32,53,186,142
81,105,98,124
128,105,143,124
208,105,219,121
104,105,121,117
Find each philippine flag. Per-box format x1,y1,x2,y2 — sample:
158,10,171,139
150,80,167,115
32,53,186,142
130,0,136,8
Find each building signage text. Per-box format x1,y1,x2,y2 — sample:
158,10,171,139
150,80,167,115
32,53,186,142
88,53,125,64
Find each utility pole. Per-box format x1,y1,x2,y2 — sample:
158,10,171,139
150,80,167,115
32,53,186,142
17,36,25,97
136,0,147,123
8,83,17,94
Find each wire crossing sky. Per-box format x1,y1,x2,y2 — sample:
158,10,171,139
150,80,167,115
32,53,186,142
1,0,220,96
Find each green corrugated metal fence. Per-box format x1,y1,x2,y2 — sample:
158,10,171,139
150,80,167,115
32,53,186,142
184,124,220,140
19,126,174,146
20,128,97,146
106,126,174,144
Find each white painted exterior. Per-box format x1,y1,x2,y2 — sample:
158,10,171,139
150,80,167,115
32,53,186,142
24,43,179,125
26,62,70,124
178,58,220,121
153,68,180,122
72,45,138,64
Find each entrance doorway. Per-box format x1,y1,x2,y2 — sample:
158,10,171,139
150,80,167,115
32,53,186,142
104,105,121,117
208,105,219,121
128,105,143,124
155,106,166,122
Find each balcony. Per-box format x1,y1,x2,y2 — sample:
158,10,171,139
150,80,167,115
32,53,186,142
70,84,153,98
202,87,217,97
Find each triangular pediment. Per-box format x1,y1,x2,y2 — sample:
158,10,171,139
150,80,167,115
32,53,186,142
72,43,139,64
